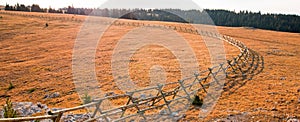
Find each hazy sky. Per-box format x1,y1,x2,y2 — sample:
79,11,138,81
1,0,299,15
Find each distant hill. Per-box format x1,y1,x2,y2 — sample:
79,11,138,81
4,3,300,33
116,9,300,33
205,9,300,33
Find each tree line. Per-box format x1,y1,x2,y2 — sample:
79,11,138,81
4,3,300,33
5,3,62,13
206,9,300,33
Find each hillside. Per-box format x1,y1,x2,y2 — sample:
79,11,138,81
0,11,299,121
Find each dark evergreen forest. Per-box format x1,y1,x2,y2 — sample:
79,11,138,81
5,3,300,33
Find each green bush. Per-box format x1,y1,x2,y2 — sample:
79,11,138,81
8,82,15,90
28,88,36,93
82,93,92,104
192,95,203,106
3,98,17,118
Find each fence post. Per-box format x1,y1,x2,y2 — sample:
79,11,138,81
120,92,134,117
219,63,228,78
189,73,199,90
157,84,172,114
208,68,222,85
54,112,63,122
172,86,180,99
232,57,244,74
92,101,102,118
227,60,238,74
178,80,192,102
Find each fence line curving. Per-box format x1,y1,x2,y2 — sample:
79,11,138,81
0,11,264,122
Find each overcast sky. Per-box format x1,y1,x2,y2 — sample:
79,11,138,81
1,0,299,15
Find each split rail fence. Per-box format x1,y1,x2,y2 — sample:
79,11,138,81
0,11,264,122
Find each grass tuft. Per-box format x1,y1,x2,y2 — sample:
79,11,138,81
82,93,92,104
3,98,17,118
28,88,36,93
8,82,15,90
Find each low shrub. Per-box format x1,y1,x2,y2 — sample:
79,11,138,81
3,98,17,118
82,93,92,104
8,82,15,90
28,88,36,93
192,95,203,106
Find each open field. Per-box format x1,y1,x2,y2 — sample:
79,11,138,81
0,11,299,121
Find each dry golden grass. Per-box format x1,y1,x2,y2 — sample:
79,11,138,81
0,11,299,121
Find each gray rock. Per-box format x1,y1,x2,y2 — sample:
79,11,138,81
39,119,52,122
8,102,49,117
287,118,300,122
52,108,63,112
51,92,60,98
96,118,106,122
0,110,3,118
104,92,115,97
140,94,146,99
43,94,49,99
271,107,278,111
61,113,94,122
44,92,60,99
37,102,48,109
265,99,271,102
171,112,179,117
280,77,286,80
254,107,264,111
268,92,278,95
160,110,167,115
